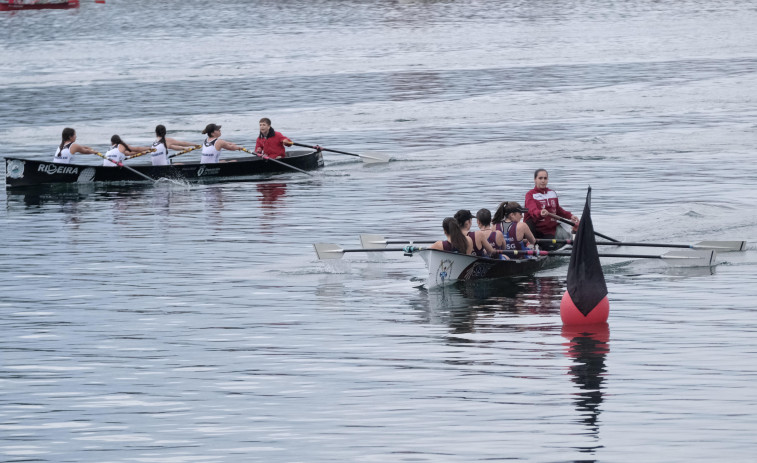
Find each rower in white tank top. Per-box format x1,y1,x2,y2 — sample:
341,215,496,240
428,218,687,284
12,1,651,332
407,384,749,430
151,140,169,166
53,142,74,164
103,144,126,167
201,138,221,164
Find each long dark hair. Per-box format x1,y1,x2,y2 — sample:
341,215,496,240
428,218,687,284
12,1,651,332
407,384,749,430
110,135,131,152
442,217,468,254
58,127,75,153
493,201,508,224
155,124,168,151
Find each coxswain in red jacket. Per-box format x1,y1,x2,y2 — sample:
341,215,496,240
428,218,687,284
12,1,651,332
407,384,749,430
255,117,292,159
524,169,579,238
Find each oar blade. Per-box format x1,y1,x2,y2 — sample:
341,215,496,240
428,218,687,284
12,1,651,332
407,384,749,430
359,234,387,249
692,240,747,252
360,153,391,164
661,250,716,267
314,243,346,260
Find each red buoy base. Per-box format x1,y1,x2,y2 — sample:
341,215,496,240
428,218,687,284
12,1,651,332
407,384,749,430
560,292,609,325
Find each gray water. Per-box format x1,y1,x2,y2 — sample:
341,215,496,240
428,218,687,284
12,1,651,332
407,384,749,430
2,1,757,461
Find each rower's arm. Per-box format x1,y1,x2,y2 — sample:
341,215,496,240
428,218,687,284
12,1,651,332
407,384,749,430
70,143,98,155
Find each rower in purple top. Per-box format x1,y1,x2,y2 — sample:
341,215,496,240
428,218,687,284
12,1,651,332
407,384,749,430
454,209,497,257
492,201,536,251
476,208,507,250
429,217,473,255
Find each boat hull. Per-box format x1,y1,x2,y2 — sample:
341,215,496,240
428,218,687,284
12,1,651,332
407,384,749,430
4,150,324,188
418,249,560,288
0,0,78,10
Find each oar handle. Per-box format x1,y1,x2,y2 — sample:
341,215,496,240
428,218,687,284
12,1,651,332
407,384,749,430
168,145,202,159
126,148,156,160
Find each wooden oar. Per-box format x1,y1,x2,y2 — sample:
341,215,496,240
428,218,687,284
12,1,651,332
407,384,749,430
500,249,716,267
93,151,155,182
291,142,389,163
124,148,156,160
167,145,202,160
241,148,314,176
546,212,619,242
536,238,746,252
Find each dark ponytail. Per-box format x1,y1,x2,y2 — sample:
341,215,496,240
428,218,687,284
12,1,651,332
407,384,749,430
110,134,131,152
492,201,508,224
442,217,468,254
58,127,75,153
155,124,168,151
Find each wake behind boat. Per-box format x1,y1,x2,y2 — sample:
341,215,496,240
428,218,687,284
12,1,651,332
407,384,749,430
4,149,323,188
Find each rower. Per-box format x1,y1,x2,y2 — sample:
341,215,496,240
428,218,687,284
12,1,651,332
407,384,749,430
429,217,474,255
497,201,536,251
476,208,507,250
102,135,151,167
151,124,197,166
255,118,292,159
53,127,98,164
524,168,578,246
201,123,243,164
454,209,497,257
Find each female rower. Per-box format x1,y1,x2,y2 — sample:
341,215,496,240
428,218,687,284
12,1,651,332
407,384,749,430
102,135,151,167
476,208,507,250
429,217,473,255
524,168,578,239
201,123,243,164
454,209,497,257
493,201,536,251
53,127,98,164
151,124,197,166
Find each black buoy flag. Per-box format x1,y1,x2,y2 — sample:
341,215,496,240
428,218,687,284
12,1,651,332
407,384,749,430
566,187,608,316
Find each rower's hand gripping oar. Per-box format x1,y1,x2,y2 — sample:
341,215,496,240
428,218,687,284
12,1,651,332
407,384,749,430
291,142,390,164
536,238,747,252
93,151,155,182
546,212,618,242
240,148,313,176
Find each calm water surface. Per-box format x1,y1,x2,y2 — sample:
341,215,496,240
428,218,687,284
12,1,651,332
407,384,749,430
1,1,757,462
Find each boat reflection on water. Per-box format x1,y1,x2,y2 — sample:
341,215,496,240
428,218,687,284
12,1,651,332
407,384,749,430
562,322,610,454
257,182,287,207
412,276,566,333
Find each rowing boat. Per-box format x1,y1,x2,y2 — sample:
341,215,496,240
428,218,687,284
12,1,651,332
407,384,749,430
0,0,78,10
417,248,562,287
4,150,323,188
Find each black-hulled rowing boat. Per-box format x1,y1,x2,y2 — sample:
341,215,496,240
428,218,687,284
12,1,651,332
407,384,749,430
4,150,323,188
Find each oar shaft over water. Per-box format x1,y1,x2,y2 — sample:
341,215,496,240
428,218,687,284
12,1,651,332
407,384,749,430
291,142,389,163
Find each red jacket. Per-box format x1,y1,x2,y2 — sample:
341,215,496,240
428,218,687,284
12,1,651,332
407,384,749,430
524,187,572,235
255,129,289,159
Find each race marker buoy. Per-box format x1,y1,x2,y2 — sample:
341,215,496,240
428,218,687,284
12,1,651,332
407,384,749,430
560,187,610,325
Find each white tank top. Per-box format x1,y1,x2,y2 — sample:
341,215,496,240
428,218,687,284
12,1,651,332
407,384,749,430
53,142,73,164
103,144,126,167
201,138,221,164
151,140,169,166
